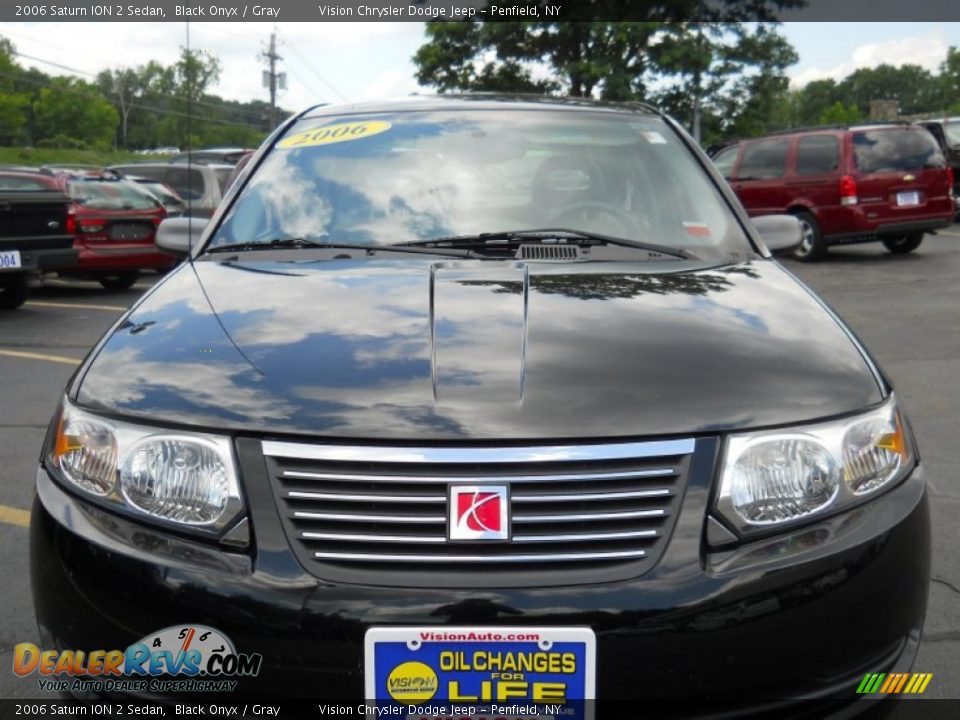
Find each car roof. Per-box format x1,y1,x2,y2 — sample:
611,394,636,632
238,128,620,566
0,170,60,188
299,94,662,120
109,162,232,170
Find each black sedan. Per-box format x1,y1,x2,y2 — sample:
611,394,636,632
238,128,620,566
29,96,928,716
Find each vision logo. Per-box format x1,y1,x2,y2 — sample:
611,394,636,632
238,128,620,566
857,672,932,695
386,661,438,702
449,485,509,541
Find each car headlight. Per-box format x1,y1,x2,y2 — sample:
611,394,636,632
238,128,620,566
49,399,245,541
715,396,914,537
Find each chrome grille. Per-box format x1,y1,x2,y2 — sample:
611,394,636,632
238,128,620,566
262,438,694,587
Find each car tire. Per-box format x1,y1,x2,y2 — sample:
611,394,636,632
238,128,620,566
882,234,924,255
98,271,140,291
792,211,828,262
0,276,30,310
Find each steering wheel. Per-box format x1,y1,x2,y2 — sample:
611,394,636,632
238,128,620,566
547,201,640,238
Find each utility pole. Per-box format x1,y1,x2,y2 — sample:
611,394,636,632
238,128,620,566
260,32,285,129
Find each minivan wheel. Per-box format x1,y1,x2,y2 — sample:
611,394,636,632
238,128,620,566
98,271,140,291
792,211,827,262
882,234,924,255
0,276,30,310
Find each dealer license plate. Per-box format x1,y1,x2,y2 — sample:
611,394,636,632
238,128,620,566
0,250,22,271
896,191,920,207
365,626,595,718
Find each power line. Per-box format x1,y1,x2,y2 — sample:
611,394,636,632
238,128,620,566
279,31,348,102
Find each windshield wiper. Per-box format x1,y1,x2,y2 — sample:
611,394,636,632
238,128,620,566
204,238,474,258
398,228,695,260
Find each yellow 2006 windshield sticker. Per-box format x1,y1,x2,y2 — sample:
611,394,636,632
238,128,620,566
277,121,392,149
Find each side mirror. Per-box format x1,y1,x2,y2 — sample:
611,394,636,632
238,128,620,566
156,217,208,257
751,214,802,256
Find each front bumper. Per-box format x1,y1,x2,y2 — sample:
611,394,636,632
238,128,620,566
29,444,931,713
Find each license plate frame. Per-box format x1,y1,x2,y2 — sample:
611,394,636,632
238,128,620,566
896,191,920,207
364,626,595,715
0,250,22,271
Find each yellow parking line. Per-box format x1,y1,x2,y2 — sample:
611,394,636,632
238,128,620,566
0,349,81,366
939,231,960,238
25,301,126,312
0,504,30,528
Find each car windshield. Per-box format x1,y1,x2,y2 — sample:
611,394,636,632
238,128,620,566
944,121,960,147
208,109,751,260
852,128,945,173
69,180,161,210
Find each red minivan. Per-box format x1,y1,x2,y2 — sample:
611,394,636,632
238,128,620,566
712,124,955,260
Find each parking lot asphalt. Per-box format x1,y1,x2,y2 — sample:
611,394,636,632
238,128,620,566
1,230,959,701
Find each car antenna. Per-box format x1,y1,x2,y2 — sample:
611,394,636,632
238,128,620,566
186,21,194,260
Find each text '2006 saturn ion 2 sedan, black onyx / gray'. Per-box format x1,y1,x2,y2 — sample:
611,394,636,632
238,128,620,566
29,97,929,716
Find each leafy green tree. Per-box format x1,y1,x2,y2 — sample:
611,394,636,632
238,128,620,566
818,100,863,125
837,64,940,117
0,37,30,144
791,79,841,126
940,46,960,108
654,23,797,141
32,77,119,149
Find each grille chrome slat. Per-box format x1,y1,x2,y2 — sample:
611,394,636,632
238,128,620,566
264,438,695,463
512,489,671,502
299,529,660,544
513,509,666,523
265,437,695,585
293,511,446,524
288,491,446,503
313,549,647,563
288,489,671,503
282,468,676,484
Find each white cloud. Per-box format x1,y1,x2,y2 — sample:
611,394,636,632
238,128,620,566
789,29,949,87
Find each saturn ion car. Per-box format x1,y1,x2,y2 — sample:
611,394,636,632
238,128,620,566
31,97,929,715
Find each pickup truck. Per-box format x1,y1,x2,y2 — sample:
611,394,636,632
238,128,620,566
0,171,77,309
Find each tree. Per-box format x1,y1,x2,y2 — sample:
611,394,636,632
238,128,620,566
97,63,173,149
413,22,662,99
0,37,30,144
818,101,862,125
653,23,797,141
940,46,960,109
837,64,940,117
32,77,119,148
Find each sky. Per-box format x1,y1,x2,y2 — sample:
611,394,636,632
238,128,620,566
0,21,958,115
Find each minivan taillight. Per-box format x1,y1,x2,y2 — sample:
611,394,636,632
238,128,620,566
948,167,955,198
840,175,859,206
65,207,76,235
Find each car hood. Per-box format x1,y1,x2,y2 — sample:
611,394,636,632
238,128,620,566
75,257,883,440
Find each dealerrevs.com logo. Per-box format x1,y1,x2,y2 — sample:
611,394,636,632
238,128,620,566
448,485,509,541
13,625,262,694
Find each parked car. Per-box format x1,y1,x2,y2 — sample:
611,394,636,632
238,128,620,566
58,176,174,289
0,171,76,309
123,175,187,217
32,97,929,711
170,147,254,165
712,123,955,260
916,117,960,216
107,162,232,217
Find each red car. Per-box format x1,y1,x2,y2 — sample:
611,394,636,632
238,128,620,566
712,123,955,260
59,177,176,289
